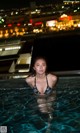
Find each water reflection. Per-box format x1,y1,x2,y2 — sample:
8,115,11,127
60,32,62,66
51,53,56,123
0,77,80,133
34,90,56,133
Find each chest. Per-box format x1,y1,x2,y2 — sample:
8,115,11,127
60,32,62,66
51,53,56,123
35,79,47,94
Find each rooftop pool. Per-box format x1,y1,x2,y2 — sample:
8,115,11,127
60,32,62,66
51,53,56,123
0,76,80,133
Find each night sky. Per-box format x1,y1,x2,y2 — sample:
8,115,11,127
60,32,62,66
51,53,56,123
0,0,62,9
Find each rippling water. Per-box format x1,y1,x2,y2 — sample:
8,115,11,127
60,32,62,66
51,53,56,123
0,77,80,133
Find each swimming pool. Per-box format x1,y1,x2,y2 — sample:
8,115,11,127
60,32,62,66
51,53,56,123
0,76,80,133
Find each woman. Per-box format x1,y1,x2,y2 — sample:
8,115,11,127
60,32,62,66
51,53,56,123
26,56,57,116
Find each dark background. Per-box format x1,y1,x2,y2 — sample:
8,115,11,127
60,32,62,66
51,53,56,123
31,33,80,72
0,0,63,9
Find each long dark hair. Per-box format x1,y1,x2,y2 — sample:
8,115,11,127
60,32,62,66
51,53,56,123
30,56,48,75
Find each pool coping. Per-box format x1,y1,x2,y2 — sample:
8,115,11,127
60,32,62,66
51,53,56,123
0,70,80,79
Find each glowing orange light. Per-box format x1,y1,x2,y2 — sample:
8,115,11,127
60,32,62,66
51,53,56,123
59,14,72,21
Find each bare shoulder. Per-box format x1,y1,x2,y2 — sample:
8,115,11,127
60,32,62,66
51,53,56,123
47,73,57,87
25,75,34,87
26,76,32,83
48,73,57,81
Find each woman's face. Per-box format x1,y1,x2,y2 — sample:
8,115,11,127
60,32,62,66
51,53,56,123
33,59,47,75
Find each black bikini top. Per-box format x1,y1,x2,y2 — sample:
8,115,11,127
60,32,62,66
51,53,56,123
33,75,53,95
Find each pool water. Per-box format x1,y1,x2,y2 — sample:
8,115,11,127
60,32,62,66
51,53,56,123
0,76,80,133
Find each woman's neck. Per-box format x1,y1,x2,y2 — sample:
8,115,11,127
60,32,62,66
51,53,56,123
36,73,46,79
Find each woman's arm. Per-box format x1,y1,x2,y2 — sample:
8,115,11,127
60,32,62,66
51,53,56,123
52,75,58,87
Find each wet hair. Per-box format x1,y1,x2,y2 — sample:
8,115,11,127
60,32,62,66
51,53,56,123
31,56,48,75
